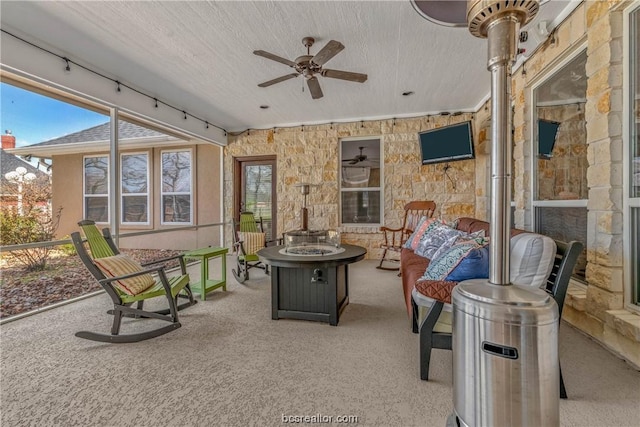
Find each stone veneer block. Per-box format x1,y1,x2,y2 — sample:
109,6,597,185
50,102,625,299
605,310,640,341
567,286,587,312
602,324,640,369
585,264,623,292
586,286,624,320
588,13,613,53
563,307,605,341
586,0,612,27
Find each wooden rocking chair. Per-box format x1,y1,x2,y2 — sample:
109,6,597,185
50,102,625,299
377,201,436,270
71,220,196,343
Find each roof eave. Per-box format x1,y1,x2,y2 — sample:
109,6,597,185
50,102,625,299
6,135,187,159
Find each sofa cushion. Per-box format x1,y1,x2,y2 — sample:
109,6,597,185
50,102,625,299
400,248,430,313
510,232,556,288
414,279,458,305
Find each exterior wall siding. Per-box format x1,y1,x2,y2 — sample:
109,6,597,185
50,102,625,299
52,142,222,251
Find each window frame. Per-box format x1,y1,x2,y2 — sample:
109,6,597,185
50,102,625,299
529,45,588,283
83,155,110,224
120,151,151,226
623,4,640,312
160,148,194,225
339,137,383,227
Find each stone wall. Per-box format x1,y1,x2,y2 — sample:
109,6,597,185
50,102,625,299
511,0,639,368
224,113,481,259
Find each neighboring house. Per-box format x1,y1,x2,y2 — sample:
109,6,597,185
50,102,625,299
7,121,223,250
0,131,49,209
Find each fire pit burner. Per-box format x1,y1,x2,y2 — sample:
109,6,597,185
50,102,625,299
281,229,342,256
279,245,345,256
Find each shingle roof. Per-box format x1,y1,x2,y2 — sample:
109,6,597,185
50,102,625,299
0,149,47,191
29,121,166,147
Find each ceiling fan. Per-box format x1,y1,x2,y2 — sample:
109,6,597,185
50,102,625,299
342,147,379,165
254,37,368,99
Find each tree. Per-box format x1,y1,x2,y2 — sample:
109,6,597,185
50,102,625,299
0,174,62,271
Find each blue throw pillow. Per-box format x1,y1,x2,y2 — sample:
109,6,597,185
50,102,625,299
445,245,490,281
422,241,479,280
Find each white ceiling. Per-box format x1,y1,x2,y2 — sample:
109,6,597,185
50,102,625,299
0,1,577,133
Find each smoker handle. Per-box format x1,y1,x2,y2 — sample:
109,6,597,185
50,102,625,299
482,341,519,360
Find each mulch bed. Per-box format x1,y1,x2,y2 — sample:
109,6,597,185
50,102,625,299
0,249,181,319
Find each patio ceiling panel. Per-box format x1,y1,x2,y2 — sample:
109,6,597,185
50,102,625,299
0,1,578,134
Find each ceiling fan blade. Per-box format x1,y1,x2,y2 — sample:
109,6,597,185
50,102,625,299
310,40,344,66
258,73,299,87
349,159,358,165
253,50,297,67
307,77,323,99
321,69,368,83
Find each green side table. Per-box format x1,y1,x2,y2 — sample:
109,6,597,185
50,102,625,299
184,247,229,300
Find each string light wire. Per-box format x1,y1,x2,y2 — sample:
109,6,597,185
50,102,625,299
1,29,226,135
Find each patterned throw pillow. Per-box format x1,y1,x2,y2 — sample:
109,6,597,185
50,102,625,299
239,232,265,255
403,217,437,249
93,254,155,295
414,222,465,259
421,241,483,281
425,228,488,261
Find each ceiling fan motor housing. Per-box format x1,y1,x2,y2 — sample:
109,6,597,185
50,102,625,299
295,55,320,78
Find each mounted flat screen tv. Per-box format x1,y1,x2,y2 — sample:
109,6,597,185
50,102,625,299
418,121,475,165
538,119,561,159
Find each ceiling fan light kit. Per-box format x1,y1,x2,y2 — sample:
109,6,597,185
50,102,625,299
254,37,368,99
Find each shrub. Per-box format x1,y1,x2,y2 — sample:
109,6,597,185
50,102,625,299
0,175,62,271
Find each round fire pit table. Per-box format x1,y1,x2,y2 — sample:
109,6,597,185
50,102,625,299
257,244,366,326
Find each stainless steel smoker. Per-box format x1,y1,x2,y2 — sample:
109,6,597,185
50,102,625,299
411,1,560,426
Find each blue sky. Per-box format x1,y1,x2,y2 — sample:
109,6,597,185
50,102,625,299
0,82,107,147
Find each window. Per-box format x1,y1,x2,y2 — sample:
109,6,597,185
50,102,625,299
121,153,149,224
532,49,588,281
626,6,640,307
161,149,192,224
83,156,109,223
340,138,382,225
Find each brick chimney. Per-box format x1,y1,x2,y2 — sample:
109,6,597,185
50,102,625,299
2,130,16,150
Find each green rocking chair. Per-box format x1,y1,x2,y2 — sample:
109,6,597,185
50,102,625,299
231,212,274,283
71,220,196,343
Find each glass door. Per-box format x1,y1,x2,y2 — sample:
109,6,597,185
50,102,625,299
234,156,277,241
